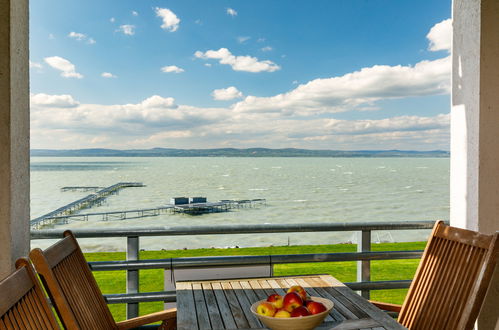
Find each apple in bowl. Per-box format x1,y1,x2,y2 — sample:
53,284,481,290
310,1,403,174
251,296,333,330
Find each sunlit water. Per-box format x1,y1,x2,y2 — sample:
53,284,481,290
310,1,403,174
30,157,449,252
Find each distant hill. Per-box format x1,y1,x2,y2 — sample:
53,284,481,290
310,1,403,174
31,148,450,158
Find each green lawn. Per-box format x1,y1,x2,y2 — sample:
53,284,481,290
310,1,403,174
85,241,426,322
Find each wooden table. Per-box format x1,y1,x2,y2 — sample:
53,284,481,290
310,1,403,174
176,275,406,330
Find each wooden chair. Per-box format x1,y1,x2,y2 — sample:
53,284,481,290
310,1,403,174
29,230,176,330
0,258,60,329
373,220,498,330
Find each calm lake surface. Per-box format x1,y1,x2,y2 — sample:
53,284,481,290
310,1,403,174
30,157,449,252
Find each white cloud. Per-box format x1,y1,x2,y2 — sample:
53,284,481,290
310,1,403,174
227,8,237,17
233,56,450,114
427,19,452,52
110,17,116,23
44,56,83,79
212,86,244,101
257,38,265,43
101,72,117,78
194,48,281,73
155,7,180,32
30,61,43,69
237,36,250,44
68,31,96,44
139,95,177,109
68,32,86,41
132,11,138,16
204,63,212,67
30,92,449,150
31,93,79,108
161,65,184,73
118,25,135,35
261,46,273,52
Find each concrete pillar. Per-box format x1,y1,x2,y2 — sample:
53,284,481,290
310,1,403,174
451,0,499,328
0,0,29,280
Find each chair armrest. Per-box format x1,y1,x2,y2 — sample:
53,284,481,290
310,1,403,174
116,308,176,330
370,300,402,313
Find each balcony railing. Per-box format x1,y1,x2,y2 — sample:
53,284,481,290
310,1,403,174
31,220,442,319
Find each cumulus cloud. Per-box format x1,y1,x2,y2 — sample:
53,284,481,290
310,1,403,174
110,17,115,23
227,8,237,17
233,56,450,114
68,31,96,44
139,95,177,109
155,7,180,32
68,32,86,41
118,25,135,35
194,48,280,73
212,86,243,101
427,18,452,52
132,11,138,16
261,46,273,52
31,93,79,108
44,56,83,79
161,65,184,73
101,72,117,78
30,91,449,150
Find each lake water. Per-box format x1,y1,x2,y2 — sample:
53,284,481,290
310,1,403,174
30,157,449,252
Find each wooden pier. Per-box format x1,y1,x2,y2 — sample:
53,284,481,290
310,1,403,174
60,186,105,192
30,182,145,229
31,198,266,226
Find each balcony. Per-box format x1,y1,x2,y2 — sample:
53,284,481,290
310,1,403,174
31,220,437,321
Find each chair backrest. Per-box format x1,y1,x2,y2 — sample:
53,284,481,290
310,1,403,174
398,220,499,330
0,258,60,329
30,230,117,330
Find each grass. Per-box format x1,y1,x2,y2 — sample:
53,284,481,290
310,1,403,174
84,241,426,322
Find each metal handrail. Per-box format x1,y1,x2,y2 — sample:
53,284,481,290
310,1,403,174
89,250,423,271
31,220,437,238
31,220,443,318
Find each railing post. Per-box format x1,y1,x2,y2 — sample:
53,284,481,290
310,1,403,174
357,230,371,299
127,236,139,319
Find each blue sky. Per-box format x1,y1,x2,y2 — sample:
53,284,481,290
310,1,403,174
30,0,452,150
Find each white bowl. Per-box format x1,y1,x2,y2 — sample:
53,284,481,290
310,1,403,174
250,296,334,330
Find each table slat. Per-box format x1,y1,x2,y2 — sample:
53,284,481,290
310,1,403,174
221,282,250,329
239,281,261,304
192,283,212,330
314,278,369,319
230,281,262,329
176,282,199,330
319,275,406,330
248,280,268,300
212,282,238,329
201,282,225,329
265,279,287,296
257,279,278,297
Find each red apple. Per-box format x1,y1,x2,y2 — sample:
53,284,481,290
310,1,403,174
283,292,303,312
287,285,307,301
290,306,310,317
274,309,291,318
256,302,276,317
266,294,283,309
306,301,327,314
